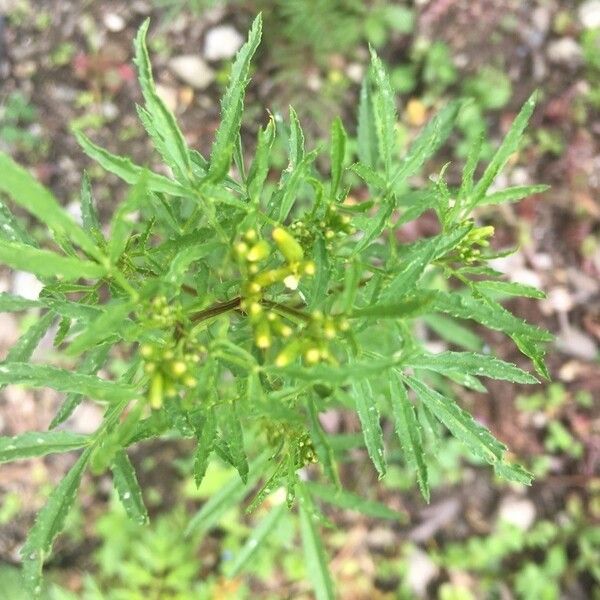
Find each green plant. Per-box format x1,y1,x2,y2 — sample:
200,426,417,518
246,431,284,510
0,92,45,155
0,15,551,597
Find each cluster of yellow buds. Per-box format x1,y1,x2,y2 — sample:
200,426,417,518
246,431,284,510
140,342,203,409
235,227,315,350
444,223,495,265
275,310,350,367
145,295,183,328
289,205,356,252
264,423,318,467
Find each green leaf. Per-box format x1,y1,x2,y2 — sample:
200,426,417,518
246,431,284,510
4,312,55,364
470,92,537,205
330,116,347,197
272,149,318,221
0,293,41,312
227,503,286,576
306,482,405,520
307,398,339,487
165,241,220,288
0,363,135,402
298,487,335,600
288,106,305,166
459,131,483,201
217,402,248,483
207,14,262,182
110,449,149,525
0,200,36,246
478,184,549,206
79,172,102,237
494,460,534,485
0,152,101,260
422,314,483,351
390,100,462,189
404,375,506,466
50,344,111,429
357,75,379,168
21,448,91,596
389,375,429,501
369,48,396,178
352,292,435,319
0,431,89,464
193,409,217,488
405,351,538,384
134,19,192,182
247,116,275,202
352,380,386,478
0,239,106,281
350,162,386,190
475,280,546,299
74,130,188,197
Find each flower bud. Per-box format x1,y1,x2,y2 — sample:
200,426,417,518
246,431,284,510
246,240,270,262
272,227,304,263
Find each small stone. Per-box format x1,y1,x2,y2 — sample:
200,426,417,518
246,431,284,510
547,38,583,66
103,13,126,32
497,495,536,531
556,326,598,361
579,1,600,29
156,84,178,112
346,62,364,83
168,55,214,90
204,25,244,61
405,547,439,597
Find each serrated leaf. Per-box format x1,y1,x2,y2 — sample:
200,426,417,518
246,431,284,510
350,162,386,190
352,292,435,319
288,106,305,166
369,48,396,178
357,75,379,168
217,402,248,483
405,351,538,384
21,448,91,596
0,240,106,281
50,344,111,429
110,449,149,525
470,92,537,205
207,14,262,182
227,503,286,577
422,314,483,351
74,130,188,197
330,116,347,197
390,375,429,501
0,363,135,402
307,398,339,487
79,172,102,237
0,293,41,312
0,431,89,464
404,375,506,466
352,380,386,478
306,482,405,520
475,280,546,299
165,241,220,288
0,200,36,246
298,487,335,600
390,100,462,190
494,460,533,485
478,184,549,206
193,409,217,488
4,312,55,365
134,20,192,182
247,117,275,202
0,152,101,260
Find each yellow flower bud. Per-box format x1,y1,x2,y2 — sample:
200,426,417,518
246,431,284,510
275,340,301,367
246,240,271,262
304,347,321,364
303,261,316,276
255,319,271,349
148,372,164,410
272,227,304,263
170,361,187,377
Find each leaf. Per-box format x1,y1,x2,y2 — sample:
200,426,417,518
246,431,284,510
352,292,435,319
369,48,396,178
79,172,102,237
0,293,41,312
494,460,533,485
21,448,91,596
389,375,429,501
288,106,305,167
422,314,483,351
339,259,362,314
306,482,405,520
110,449,149,525
298,487,335,600
74,130,188,197
227,504,286,576
390,100,462,189
404,375,506,466
307,398,339,487
458,130,483,201
193,409,217,488
470,92,537,205
217,402,248,483
66,301,132,356
349,162,386,190
4,312,55,364
134,20,192,182
357,75,379,168
0,200,36,246
351,198,393,255
330,116,347,197
0,152,101,260
50,344,111,429
478,184,549,206
186,455,267,536
405,351,538,384
165,241,220,288
0,431,89,464
0,240,106,281
352,380,386,478
475,280,546,299
0,363,135,402
207,14,262,182
247,116,275,202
